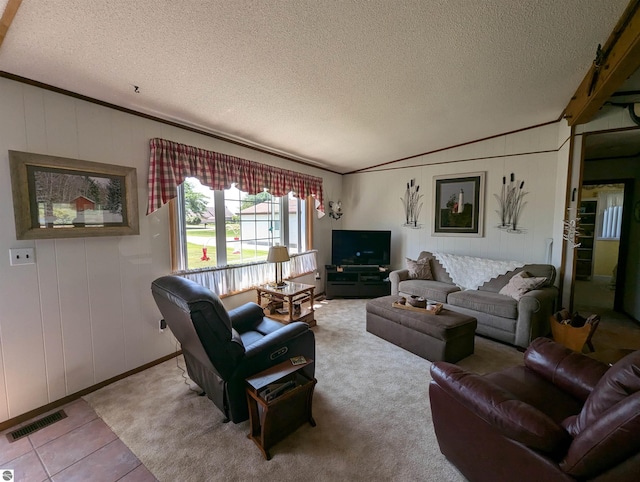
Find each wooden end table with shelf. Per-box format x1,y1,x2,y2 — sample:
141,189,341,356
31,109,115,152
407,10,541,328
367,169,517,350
245,357,317,460
256,282,316,327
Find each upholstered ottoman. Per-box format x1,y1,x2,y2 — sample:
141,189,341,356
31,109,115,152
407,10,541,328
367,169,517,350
366,295,477,362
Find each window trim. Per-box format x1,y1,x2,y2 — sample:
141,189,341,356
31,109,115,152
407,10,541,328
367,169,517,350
169,185,315,291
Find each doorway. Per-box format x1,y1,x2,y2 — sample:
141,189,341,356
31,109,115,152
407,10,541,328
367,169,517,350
573,182,626,312
572,127,639,317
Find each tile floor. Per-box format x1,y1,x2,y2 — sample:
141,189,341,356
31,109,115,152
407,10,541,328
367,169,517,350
0,398,157,482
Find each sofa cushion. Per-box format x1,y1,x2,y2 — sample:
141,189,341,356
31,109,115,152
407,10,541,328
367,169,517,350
523,264,556,286
560,391,640,478
418,251,453,283
524,337,609,402
447,290,518,319
406,257,432,280
563,350,640,437
431,362,572,454
499,272,547,301
398,279,460,303
485,366,584,424
479,264,556,293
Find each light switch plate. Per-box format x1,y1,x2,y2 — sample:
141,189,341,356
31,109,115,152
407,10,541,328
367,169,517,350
10,248,35,266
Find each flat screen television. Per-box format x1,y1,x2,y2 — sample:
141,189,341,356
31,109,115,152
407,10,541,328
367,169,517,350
331,230,391,266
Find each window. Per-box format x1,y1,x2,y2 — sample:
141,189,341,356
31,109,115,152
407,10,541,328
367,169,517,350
173,178,309,271
147,138,323,291
597,188,624,240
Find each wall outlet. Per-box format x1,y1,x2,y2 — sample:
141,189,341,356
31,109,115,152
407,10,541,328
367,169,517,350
10,248,35,266
159,319,167,333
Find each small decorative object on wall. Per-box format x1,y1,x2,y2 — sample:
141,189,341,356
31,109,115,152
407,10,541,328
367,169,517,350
433,172,485,237
494,172,528,233
401,178,423,228
328,200,343,220
562,208,582,249
9,150,139,240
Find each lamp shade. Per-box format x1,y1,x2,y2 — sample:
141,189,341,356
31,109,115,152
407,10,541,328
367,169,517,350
267,245,290,263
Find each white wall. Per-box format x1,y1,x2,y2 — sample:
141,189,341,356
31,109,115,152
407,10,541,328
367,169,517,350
0,77,341,423
342,122,570,271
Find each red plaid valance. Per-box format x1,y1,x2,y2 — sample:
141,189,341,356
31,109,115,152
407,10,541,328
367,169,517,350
147,138,324,216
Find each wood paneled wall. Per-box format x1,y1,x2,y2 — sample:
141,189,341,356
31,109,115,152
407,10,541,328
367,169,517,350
0,77,340,423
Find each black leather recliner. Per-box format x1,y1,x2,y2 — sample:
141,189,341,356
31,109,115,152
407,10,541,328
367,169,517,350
151,275,315,423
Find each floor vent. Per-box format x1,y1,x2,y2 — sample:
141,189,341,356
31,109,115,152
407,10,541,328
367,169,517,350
6,410,67,442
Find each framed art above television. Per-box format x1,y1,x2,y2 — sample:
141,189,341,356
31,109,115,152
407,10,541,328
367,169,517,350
9,150,139,240
433,172,485,237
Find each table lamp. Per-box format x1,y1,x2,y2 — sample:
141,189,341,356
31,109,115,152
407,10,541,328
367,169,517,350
267,245,290,288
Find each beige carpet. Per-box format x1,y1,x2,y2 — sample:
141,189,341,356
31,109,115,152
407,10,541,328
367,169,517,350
83,299,638,481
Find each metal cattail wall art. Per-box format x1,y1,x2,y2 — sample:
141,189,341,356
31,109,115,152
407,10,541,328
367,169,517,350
494,173,528,232
510,180,528,231
496,176,509,227
401,178,423,227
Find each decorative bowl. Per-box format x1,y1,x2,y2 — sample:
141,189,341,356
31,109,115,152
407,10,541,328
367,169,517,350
407,295,427,308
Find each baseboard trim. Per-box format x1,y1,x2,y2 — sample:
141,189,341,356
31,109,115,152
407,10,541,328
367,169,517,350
0,350,182,432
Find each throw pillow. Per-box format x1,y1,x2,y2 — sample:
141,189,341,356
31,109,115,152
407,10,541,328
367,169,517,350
406,257,432,280
499,271,546,301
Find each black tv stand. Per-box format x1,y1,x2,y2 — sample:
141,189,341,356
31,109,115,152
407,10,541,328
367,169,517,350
325,265,391,299
342,265,380,272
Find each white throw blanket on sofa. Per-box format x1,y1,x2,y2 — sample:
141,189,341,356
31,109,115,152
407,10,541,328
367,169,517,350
433,252,525,291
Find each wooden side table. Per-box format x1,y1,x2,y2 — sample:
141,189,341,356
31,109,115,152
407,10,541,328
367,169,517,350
245,357,316,460
256,282,316,327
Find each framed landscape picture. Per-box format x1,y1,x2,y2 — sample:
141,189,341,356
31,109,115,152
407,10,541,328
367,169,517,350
433,172,485,237
9,150,139,240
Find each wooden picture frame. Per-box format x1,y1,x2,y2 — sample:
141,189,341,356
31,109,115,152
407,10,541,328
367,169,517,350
9,150,139,240
433,172,485,237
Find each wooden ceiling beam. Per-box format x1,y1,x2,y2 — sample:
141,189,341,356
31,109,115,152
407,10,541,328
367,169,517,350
0,0,23,50
564,0,640,126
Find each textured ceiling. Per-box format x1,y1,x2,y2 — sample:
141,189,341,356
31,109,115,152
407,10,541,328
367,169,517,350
0,0,632,173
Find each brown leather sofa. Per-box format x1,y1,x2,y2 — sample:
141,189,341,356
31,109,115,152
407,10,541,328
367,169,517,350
151,275,315,423
429,337,640,481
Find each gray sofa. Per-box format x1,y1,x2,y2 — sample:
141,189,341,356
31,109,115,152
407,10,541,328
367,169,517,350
389,251,558,349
